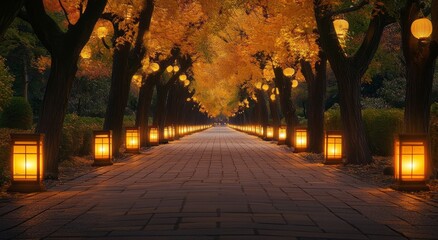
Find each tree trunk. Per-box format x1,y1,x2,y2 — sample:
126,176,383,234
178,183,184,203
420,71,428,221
314,0,389,164
153,83,169,142
103,42,131,156
401,1,438,134
269,96,281,140
25,0,107,178
301,52,327,153
136,74,158,147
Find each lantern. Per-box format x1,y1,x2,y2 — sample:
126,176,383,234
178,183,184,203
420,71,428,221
255,82,262,89
125,127,140,153
173,65,180,72
292,80,299,88
93,130,113,166
149,62,160,72
411,18,433,40
8,134,45,192
97,26,108,39
149,126,159,146
278,125,287,145
266,126,274,140
283,67,295,77
393,134,429,191
184,79,190,87
166,65,174,73
270,94,276,101
262,84,269,91
80,46,92,59
179,74,187,81
294,128,308,152
333,19,349,38
324,131,343,164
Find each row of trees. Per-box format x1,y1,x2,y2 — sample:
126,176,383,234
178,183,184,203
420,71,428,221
0,0,437,178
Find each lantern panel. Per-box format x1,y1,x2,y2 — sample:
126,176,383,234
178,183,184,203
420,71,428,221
324,132,343,163
295,128,307,151
13,144,38,180
395,138,426,182
411,18,433,39
94,134,111,159
279,127,287,141
266,126,274,139
125,128,140,152
149,127,159,145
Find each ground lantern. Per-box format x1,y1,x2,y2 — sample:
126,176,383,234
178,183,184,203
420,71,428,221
149,126,159,146
8,134,45,192
324,131,343,164
125,127,140,153
93,130,113,166
278,125,287,145
266,125,274,140
294,128,308,152
393,134,429,191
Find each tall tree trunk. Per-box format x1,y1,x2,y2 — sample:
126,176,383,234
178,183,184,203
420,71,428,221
136,74,158,147
153,83,169,142
269,96,281,140
314,0,390,164
25,0,107,178
301,51,327,153
103,42,131,156
274,67,299,147
401,1,438,134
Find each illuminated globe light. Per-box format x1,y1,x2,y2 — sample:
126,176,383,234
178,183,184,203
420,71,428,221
270,94,276,101
184,79,190,87
283,67,295,77
255,82,262,89
262,84,269,91
292,80,299,88
80,46,92,59
97,26,108,38
173,65,180,72
186,98,191,102
149,62,160,72
411,18,433,40
166,65,174,73
179,74,187,81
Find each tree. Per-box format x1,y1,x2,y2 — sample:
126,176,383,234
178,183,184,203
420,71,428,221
23,0,107,178
400,0,438,133
314,0,393,164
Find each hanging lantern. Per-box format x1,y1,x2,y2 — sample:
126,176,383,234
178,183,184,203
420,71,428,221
173,65,180,72
255,82,262,89
393,134,429,191
184,79,190,87
278,125,287,145
292,80,299,88
80,46,92,59
125,127,140,153
8,134,45,192
166,65,173,73
270,94,276,101
324,131,343,164
179,74,187,81
283,67,295,77
262,84,269,91
333,19,349,39
149,62,160,72
294,128,308,152
93,130,113,166
149,126,159,146
411,18,433,40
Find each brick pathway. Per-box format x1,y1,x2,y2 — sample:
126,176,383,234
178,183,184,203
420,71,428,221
1,127,438,239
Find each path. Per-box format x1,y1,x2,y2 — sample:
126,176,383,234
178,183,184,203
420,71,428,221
1,127,437,239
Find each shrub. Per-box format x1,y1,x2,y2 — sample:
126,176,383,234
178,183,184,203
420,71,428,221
59,114,103,161
362,109,404,156
1,97,33,129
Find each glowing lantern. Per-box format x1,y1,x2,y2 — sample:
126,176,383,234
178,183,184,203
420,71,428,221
132,74,142,86
324,131,343,164
125,127,140,153
333,18,349,39
166,65,173,73
173,65,180,72
283,67,295,77
255,82,262,89
149,62,160,72
292,80,299,88
8,134,45,192
266,126,274,140
262,84,269,91
149,126,159,146
179,74,187,81
278,125,287,145
80,46,92,59
393,134,429,191
97,26,108,38
411,18,433,40
93,130,113,166
270,94,276,101
294,128,308,152
163,126,170,141
184,79,190,87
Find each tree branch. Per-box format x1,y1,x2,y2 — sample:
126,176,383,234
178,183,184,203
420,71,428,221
328,0,369,18
58,0,72,27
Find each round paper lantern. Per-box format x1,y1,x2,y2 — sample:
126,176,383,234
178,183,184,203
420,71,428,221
262,84,269,91
149,62,160,72
411,18,433,39
270,94,276,101
283,67,295,77
166,65,173,73
292,80,299,88
179,74,187,81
